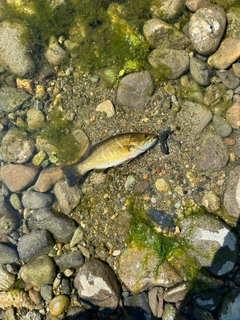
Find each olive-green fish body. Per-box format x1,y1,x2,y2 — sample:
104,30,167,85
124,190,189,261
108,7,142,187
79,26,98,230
62,132,157,186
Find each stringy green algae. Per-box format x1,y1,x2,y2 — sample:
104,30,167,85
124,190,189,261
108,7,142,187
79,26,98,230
126,196,181,265
125,196,210,285
4,0,151,74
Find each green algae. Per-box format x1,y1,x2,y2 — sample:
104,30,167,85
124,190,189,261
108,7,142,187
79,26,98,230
210,0,240,10
37,107,80,164
125,196,182,265
4,0,151,74
125,197,227,289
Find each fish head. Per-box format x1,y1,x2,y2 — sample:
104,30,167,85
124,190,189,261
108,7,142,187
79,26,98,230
129,133,158,151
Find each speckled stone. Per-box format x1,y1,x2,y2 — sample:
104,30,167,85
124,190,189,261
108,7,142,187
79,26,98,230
1,164,39,192
196,132,229,172
226,102,240,129
0,21,35,77
1,128,35,163
188,5,226,55
116,71,154,109
118,247,182,292
74,259,120,313
49,295,69,316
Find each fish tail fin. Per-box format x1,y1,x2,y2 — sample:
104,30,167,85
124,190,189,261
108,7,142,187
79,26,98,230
62,165,81,187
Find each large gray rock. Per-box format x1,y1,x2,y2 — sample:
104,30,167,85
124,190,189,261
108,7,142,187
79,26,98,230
148,48,189,80
143,19,190,50
54,180,82,215
179,213,237,276
0,242,18,264
21,190,54,209
74,259,120,313
196,132,229,172
116,71,154,109
18,230,54,263
30,208,77,243
0,21,35,77
54,250,85,271
188,5,226,55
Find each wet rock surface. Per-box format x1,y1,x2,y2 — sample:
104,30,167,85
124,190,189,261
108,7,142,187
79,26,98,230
116,71,154,108
188,5,226,55
0,1,240,319
74,259,120,313
0,21,35,77
179,213,237,276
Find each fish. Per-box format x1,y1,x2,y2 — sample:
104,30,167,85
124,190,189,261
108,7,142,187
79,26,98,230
62,132,158,187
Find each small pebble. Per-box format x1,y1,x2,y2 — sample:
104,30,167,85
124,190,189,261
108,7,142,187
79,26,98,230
155,178,169,193
49,294,69,316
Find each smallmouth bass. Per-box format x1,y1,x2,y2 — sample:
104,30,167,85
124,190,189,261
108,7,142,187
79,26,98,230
62,132,158,186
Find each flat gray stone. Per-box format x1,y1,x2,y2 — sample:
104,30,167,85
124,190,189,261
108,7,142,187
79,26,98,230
148,48,189,80
216,70,240,90
190,56,211,86
30,208,77,243
177,101,212,136
0,87,31,113
196,132,229,172
21,190,54,209
116,71,154,109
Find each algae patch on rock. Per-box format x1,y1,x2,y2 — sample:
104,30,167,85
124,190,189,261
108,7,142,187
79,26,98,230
36,107,87,165
125,197,179,265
